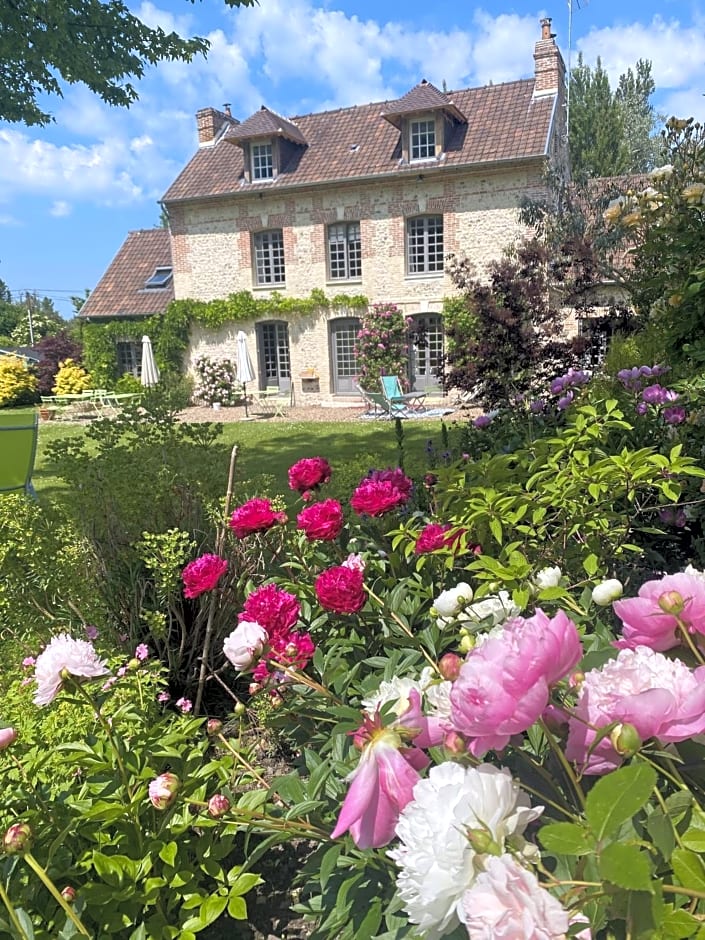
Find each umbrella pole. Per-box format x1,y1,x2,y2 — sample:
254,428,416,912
243,383,248,417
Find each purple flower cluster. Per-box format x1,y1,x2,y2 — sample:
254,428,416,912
616,364,670,391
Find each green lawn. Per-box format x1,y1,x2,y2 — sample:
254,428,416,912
23,412,463,500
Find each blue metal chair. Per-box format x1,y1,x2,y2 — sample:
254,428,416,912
380,375,427,413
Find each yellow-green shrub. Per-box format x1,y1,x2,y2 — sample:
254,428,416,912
0,355,39,406
52,358,92,394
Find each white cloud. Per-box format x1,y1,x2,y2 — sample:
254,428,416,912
50,201,72,217
470,11,540,86
0,213,21,226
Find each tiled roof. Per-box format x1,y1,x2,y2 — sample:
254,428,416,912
380,79,466,126
226,106,307,144
79,229,174,320
164,78,555,204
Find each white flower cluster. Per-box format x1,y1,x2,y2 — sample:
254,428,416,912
433,582,519,632
194,356,239,406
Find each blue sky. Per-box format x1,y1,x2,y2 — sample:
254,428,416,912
0,0,703,319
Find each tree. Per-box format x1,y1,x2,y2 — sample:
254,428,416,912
9,293,63,346
0,0,255,126
569,55,662,178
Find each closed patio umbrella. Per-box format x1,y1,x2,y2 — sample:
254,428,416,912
141,335,160,388
236,330,255,417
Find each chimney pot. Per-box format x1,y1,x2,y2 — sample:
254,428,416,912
541,17,552,40
223,103,232,117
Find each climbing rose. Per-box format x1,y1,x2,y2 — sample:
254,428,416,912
315,564,365,614
461,855,572,939
297,499,344,541
229,498,287,538
182,553,228,599
34,633,109,706
240,583,300,636
288,457,332,494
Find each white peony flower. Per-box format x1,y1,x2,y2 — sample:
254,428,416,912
389,763,543,939
223,621,268,671
434,582,474,619
461,854,571,939
361,676,423,718
684,564,705,583
533,566,562,590
591,578,623,606
34,633,110,706
459,591,520,629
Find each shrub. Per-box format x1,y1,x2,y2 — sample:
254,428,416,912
0,354,39,406
52,358,92,394
354,302,409,392
193,356,240,406
36,331,83,395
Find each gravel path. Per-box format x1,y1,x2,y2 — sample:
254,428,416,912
178,397,472,424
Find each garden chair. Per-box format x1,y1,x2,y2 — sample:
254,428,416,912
0,410,38,498
380,375,426,413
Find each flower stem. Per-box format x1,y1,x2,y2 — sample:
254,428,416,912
538,717,586,809
364,585,439,671
676,615,705,665
23,852,90,936
0,881,30,939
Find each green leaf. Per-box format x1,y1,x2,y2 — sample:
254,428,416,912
227,894,247,920
318,843,342,891
661,907,701,940
198,894,228,927
598,842,653,891
489,517,503,545
159,842,177,866
681,827,705,852
582,553,599,576
539,822,595,856
585,763,657,839
672,848,705,893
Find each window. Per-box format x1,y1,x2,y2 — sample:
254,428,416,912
410,119,436,161
116,341,141,378
253,229,285,285
251,142,274,180
327,222,362,280
144,266,172,289
407,215,444,274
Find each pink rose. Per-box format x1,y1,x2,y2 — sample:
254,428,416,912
288,457,332,494
613,572,705,652
240,583,300,636
229,498,287,538
297,499,344,541
181,553,228,599
566,646,705,774
450,609,582,756
315,565,366,614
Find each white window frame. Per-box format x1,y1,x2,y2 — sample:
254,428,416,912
327,222,362,280
410,118,436,161
251,142,274,180
407,215,444,274
253,229,285,286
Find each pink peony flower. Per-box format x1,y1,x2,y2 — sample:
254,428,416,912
240,583,300,636
34,633,110,706
288,457,332,494
350,480,408,516
223,621,268,672
0,727,17,749
331,705,429,849
148,772,180,810
368,468,413,498
342,553,366,572
315,564,366,614
461,855,572,939
297,499,344,541
566,645,705,774
613,572,705,652
182,553,228,599
450,609,582,757
229,498,287,539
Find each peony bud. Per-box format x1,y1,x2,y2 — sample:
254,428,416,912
3,823,32,855
233,702,246,717
459,634,475,654
148,772,180,810
0,727,17,749
465,827,501,855
438,653,462,681
658,590,685,615
207,794,231,818
206,718,223,736
443,730,467,755
610,722,642,758
592,578,623,606
61,886,77,903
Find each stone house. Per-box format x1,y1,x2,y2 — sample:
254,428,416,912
82,18,568,403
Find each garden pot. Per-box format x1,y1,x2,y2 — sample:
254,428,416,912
212,402,222,411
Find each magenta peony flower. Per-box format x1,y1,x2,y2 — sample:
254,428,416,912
252,630,316,682
315,565,366,614
331,706,429,849
414,523,474,555
462,855,572,939
350,474,411,517
33,633,110,706
223,621,268,672
613,571,705,652
450,609,582,756
182,553,228,599
148,772,180,810
566,646,705,774
297,499,344,541
288,456,332,494
240,583,300,636
229,498,287,538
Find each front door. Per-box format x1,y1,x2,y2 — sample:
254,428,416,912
410,313,443,391
329,317,361,394
257,321,291,391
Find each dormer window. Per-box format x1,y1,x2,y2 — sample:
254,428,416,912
252,142,274,180
144,267,173,289
410,119,436,161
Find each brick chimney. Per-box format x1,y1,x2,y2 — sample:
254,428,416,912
195,106,237,145
533,17,566,97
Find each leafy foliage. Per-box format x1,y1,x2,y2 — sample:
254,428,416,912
354,303,410,392
0,354,39,406
35,332,84,395
52,358,92,394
